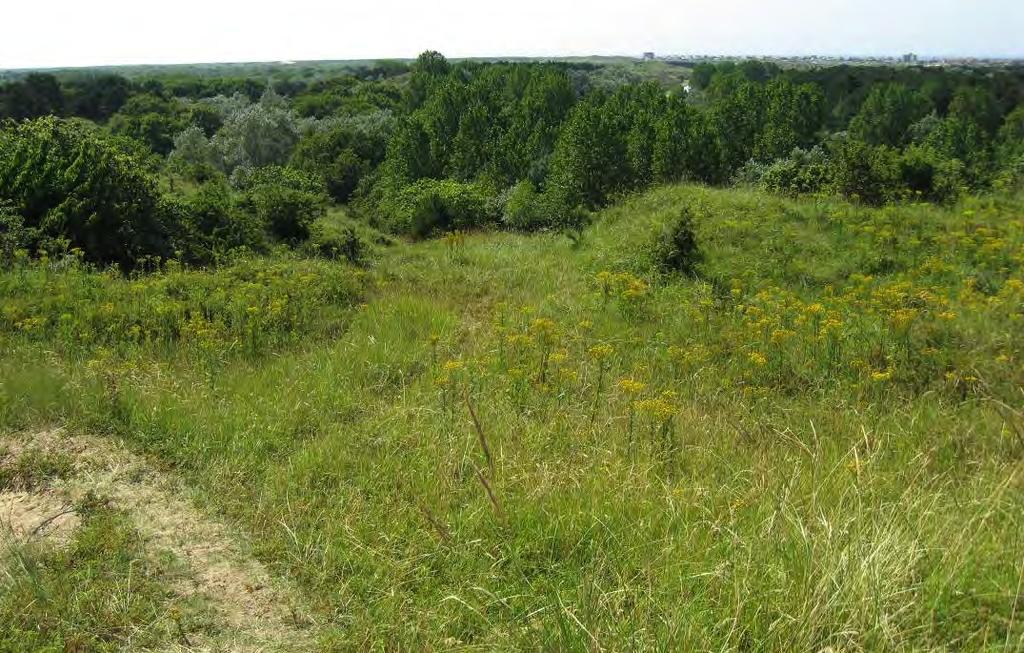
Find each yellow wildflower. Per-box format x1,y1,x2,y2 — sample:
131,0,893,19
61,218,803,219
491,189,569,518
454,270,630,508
617,378,646,395
634,398,675,421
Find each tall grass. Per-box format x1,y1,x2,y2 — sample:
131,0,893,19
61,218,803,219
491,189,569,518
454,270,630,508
1,184,1022,649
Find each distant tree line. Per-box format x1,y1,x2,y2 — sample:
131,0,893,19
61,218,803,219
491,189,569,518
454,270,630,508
3,52,1024,268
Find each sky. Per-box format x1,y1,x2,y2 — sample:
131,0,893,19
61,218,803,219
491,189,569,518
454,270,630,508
2,0,1022,70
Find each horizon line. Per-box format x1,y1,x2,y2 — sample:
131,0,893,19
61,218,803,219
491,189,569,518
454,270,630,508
4,51,1024,74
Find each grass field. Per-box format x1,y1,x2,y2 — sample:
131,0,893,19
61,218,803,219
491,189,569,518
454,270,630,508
2,183,1023,650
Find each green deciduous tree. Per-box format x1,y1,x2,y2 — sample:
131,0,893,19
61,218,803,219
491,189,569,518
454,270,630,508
108,93,187,155
753,79,825,161
849,83,933,147
0,74,65,120
653,97,721,184
211,88,300,172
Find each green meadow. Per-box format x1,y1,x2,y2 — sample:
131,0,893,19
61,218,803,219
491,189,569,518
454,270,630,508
2,183,1022,650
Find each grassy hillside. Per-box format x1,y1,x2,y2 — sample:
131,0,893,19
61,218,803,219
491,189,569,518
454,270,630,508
2,184,1023,650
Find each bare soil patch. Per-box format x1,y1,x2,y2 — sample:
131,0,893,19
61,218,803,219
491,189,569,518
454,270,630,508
0,429,316,652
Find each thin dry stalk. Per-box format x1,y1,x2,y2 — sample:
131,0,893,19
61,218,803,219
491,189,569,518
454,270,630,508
465,390,494,473
474,467,506,523
416,501,453,544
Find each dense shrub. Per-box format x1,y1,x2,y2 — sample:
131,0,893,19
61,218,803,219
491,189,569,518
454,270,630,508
167,125,223,180
996,106,1024,167
0,117,172,268
747,141,965,204
827,137,904,205
650,207,702,276
848,83,933,147
233,166,328,243
376,178,495,237
498,180,588,232
546,95,631,209
501,180,543,230
290,126,371,202
758,146,832,196
918,116,993,188
0,201,29,268
897,145,965,203
172,180,265,265
108,93,187,156
653,98,723,184
305,221,370,265
6,56,1023,256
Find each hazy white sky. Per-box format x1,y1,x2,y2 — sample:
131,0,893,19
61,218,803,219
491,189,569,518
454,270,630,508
2,0,1022,69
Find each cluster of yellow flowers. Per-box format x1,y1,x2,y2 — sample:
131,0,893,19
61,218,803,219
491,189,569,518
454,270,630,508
2,259,367,356
595,270,650,312
634,397,675,422
617,377,646,395
424,202,1023,418
588,343,614,361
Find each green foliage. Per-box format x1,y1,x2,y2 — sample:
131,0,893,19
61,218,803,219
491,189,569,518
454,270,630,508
649,207,702,275
499,180,586,232
751,140,964,204
289,118,390,202
7,55,1024,255
233,165,328,243
709,76,767,172
366,59,578,230
406,50,451,109
0,73,65,120
167,125,222,181
757,146,833,196
753,78,826,161
547,96,629,209
848,83,933,147
210,88,299,172
0,117,172,268
0,255,367,357
0,201,30,269
918,115,993,187
947,85,1003,134
379,116,438,182
690,62,716,89
292,75,402,119
107,93,186,155
172,179,265,265
306,221,370,265
63,74,131,121
501,179,543,230
653,97,722,184
827,136,904,205
996,106,1024,164
447,102,492,181
897,144,965,203
377,178,495,237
